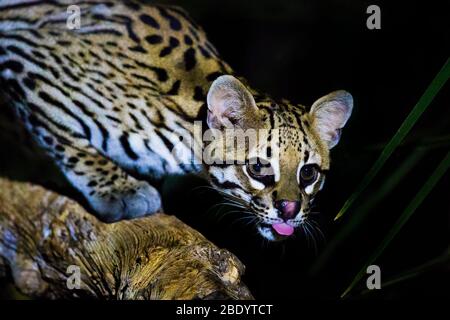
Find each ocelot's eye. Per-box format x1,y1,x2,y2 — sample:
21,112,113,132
248,162,262,176
246,158,274,185
300,164,318,186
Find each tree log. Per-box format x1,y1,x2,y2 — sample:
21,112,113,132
0,178,252,299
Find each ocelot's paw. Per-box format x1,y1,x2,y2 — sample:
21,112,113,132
89,180,161,222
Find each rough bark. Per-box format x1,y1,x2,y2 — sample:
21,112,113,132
0,178,252,300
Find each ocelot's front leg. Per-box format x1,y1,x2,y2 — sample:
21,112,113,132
46,139,161,222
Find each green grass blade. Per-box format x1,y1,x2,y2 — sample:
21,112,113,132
366,134,450,151
309,148,427,275
335,58,450,220
359,248,450,296
340,151,450,298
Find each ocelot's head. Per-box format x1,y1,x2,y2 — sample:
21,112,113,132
204,75,353,241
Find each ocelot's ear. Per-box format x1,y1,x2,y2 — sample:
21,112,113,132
206,75,258,129
309,90,353,149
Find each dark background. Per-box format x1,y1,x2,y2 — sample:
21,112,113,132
157,0,450,299
1,0,449,299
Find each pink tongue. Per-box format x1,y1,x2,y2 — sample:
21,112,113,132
272,223,294,236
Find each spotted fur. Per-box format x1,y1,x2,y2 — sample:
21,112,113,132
0,0,353,240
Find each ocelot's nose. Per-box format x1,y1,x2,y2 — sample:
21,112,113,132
274,200,300,220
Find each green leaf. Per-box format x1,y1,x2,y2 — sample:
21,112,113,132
340,151,450,298
359,248,450,296
310,148,427,275
335,58,450,220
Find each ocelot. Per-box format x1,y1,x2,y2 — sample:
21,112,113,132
0,0,353,241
